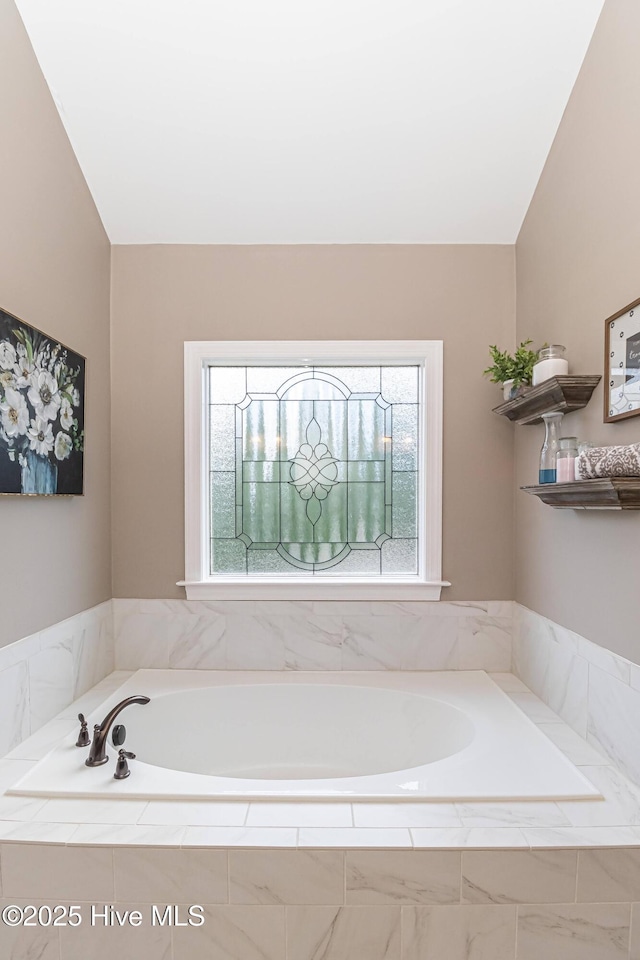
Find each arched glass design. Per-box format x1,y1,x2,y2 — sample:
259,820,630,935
208,365,419,577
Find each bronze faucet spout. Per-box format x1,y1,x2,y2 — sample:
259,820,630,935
85,696,150,767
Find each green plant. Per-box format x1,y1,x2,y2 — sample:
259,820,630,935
483,340,537,387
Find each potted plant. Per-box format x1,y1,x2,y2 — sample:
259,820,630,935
484,340,538,400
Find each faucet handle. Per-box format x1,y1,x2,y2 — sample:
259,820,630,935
76,714,90,748
114,749,136,781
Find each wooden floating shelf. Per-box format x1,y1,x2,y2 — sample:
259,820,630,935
492,375,601,425
521,478,640,510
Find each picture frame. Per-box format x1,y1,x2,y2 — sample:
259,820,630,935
604,296,640,423
0,307,85,496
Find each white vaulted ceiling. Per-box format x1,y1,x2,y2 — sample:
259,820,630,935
15,0,604,244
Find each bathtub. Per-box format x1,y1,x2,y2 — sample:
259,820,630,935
9,670,600,802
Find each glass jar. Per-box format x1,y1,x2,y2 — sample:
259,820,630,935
556,436,578,483
532,345,569,386
539,412,564,483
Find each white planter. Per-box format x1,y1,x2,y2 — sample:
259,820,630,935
502,378,515,401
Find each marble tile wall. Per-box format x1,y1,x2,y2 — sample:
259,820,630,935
113,598,513,672
513,603,640,791
0,601,113,756
1,843,640,958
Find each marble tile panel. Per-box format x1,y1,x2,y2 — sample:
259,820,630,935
167,614,227,669
341,617,414,670
114,613,171,669
402,904,517,960
456,801,570,828
173,905,285,960
516,903,630,960
411,828,528,849
229,850,344,905
524,826,640,848
255,601,315,616
0,631,41,671
630,661,640,693
488,672,529,692
286,905,401,960
37,797,147,824
114,847,228,903
283,617,343,670
513,606,589,736
313,601,373,616
183,826,298,847
409,617,460,670
28,634,79,730
536,722,610,766
342,616,458,670
140,801,248,827
458,617,512,671
0,794,48,821
0,759,36,791
577,848,640,901
5,716,76,760
369,602,431,617
1,843,114,900
504,690,563,723
579,637,631,683
0,821,78,843
557,766,640,827
353,803,461,829
298,828,412,848
487,601,514,618
223,616,286,670
69,823,186,846
59,902,171,960
587,664,640,786
630,902,640,960
0,900,60,960
0,662,29,756
461,849,577,904
57,670,132,720
73,606,115,698
345,850,460,904
246,803,352,828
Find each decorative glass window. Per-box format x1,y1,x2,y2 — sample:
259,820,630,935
182,342,445,599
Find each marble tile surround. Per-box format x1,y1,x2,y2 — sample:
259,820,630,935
0,601,113,757
2,608,640,957
513,604,640,791
113,598,513,672
0,840,639,958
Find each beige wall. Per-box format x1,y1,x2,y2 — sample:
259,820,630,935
515,0,640,660
0,2,111,645
111,244,515,600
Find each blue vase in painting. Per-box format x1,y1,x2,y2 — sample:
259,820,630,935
20,450,58,495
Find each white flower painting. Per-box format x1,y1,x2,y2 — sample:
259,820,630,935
0,308,85,495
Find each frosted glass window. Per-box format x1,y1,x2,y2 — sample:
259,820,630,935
208,365,420,576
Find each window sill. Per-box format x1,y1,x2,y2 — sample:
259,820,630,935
177,579,451,601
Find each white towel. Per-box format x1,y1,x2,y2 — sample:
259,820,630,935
576,442,640,479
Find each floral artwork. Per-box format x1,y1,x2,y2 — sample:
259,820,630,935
0,308,85,495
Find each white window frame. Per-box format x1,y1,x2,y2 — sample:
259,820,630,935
179,340,448,599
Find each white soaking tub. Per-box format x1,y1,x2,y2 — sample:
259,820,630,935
9,670,600,802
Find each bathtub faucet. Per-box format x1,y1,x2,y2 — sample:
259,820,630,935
85,696,150,767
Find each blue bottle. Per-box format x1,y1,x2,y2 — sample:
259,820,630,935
538,412,564,484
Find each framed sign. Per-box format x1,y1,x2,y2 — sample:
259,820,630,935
0,307,85,495
604,297,640,423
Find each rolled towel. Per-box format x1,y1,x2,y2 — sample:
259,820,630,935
576,442,640,479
